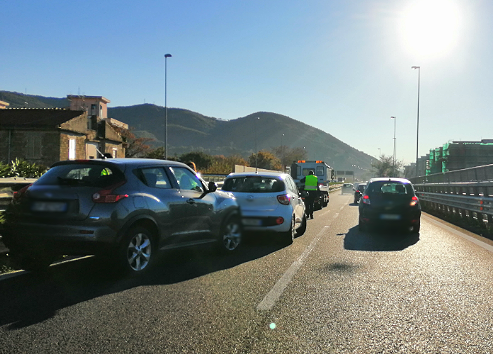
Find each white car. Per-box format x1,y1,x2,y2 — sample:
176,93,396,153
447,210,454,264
221,172,306,244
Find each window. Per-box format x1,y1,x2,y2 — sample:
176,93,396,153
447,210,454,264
222,176,285,193
112,148,117,158
316,166,324,176
26,132,41,159
68,139,76,160
169,167,203,192
35,164,124,188
140,167,171,189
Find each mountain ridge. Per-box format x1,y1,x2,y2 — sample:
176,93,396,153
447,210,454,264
0,90,373,176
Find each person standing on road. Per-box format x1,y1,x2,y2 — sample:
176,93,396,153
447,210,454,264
301,170,319,219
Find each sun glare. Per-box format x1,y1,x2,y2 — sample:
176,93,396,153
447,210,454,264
400,0,463,58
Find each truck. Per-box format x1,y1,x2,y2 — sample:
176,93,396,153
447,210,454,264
290,160,333,210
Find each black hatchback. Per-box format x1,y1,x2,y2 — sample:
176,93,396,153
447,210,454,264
358,177,421,233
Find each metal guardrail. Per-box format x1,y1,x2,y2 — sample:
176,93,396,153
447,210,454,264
0,178,37,212
414,181,493,223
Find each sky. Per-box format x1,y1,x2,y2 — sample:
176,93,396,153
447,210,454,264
2,0,492,165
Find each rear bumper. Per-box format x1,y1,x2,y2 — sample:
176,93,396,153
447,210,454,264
2,222,119,256
359,209,421,226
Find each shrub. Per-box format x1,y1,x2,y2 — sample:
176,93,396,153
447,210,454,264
0,158,47,178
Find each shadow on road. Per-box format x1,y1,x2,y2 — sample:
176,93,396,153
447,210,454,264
0,236,283,330
343,225,420,252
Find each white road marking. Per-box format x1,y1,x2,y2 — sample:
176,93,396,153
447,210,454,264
257,226,331,311
424,215,493,253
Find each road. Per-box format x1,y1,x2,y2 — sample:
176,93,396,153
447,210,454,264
2,191,493,353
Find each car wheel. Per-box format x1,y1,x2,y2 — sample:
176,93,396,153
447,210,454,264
281,216,296,245
323,195,329,207
219,215,242,252
119,226,155,275
295,214,307,237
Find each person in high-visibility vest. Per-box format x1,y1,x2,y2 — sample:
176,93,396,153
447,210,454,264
301,170,319,219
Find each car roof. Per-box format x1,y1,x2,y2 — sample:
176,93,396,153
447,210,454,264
51,158,190,169
368,177,412,184
225,171,289,179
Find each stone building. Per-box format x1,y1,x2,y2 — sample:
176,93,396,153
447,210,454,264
0,95,126,167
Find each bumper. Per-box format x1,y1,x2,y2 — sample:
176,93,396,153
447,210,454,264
2,222,119,256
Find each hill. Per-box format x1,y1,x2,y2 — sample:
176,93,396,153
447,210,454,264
0,91,374,177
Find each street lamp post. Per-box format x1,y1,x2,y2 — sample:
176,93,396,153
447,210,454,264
412,66,420,177
164,53,172,159
281,133,284,172
254,117,260,172
391,116,396,176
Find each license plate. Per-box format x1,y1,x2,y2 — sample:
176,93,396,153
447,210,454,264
242,218,262,226
31,201,68,212
380,214,401,220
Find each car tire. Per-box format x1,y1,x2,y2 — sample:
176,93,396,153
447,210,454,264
281,216,296,245
295,214,307,237
218,214,242,252
118,226,155,275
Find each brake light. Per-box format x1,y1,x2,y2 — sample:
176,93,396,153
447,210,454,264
276,217,284,225
13,184,32,201
277,194,291,205
362,195,370,204
410,196,419,206
92,180,128,203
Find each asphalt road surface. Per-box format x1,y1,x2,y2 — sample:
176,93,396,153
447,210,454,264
2,191,493,353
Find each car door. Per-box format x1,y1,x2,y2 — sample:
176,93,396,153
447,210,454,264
167,166,216,244
138,166,193,247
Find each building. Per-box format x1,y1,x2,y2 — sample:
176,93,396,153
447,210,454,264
405,140,493,178
0,95,126,167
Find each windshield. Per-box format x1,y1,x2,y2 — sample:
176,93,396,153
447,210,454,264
35,164,125,188
222,176,285,193
366,181,414,195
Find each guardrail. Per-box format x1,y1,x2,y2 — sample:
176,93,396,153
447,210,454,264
0,178,37,212
414,181,493,224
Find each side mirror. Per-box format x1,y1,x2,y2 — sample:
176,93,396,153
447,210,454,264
208,181,217,192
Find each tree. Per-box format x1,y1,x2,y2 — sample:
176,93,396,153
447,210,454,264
108,123,155,158
271,146,308,169
203,155,249,175
179,151,214,171
371,154,403,177
248,150,282,170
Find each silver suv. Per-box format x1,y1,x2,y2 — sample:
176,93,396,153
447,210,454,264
2,158,242,275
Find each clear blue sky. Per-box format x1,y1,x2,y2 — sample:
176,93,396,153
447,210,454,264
2,0,492,165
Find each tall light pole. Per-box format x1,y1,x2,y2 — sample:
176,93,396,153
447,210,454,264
164,53,172,159
391,116,396,176
254,117,260,172
281,133,284,172
412,66,420,177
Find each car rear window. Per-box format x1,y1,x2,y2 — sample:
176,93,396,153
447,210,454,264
35,164,125,188
366,181,413,195
222,176,285,193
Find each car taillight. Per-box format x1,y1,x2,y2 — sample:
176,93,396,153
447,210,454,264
277,194,291,205
92,180,128,203
410,196,419,206
13,184,32,201
362,195,370,204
